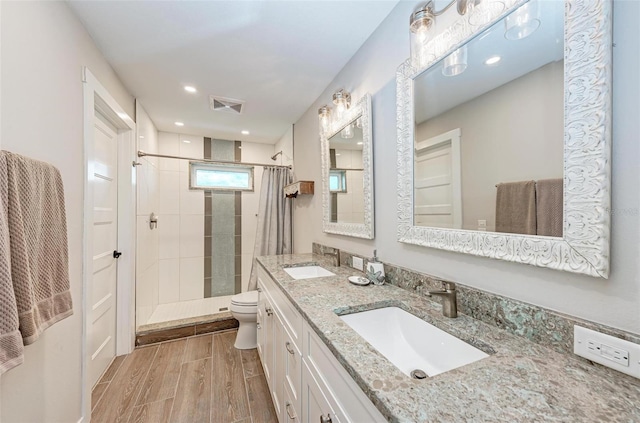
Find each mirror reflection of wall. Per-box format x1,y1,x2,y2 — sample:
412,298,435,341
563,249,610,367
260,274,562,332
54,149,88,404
329,116,365,224
413,0,564,237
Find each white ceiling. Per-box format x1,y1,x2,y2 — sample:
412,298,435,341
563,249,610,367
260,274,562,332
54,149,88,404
415,0,564,123
69,0,400,144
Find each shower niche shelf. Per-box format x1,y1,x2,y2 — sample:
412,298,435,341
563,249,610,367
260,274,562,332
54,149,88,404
284,181,314,198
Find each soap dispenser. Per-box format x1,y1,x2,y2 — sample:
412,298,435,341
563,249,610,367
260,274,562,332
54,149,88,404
367,250,385,285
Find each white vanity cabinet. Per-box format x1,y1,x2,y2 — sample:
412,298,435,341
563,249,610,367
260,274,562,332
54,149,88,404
256,265,386,423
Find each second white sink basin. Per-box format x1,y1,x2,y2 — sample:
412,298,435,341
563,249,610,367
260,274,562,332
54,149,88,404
284,266,335,280
340,307,488,378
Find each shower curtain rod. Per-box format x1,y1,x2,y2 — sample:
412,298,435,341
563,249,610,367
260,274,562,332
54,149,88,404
137,151,292,169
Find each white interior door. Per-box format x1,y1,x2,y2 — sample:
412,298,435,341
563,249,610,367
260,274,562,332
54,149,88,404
89,110,119,387
414,128,462,229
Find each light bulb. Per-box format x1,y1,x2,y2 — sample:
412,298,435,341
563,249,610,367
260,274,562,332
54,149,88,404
341,124,354,139
442,46,468,77
505,0,540,40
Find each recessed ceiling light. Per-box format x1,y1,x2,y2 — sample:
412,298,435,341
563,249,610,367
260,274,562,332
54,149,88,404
184,86,197,93
174,121,184,126
182,140,191,144
485,56,501,65
241,130,250,135
357,142,363,145
336,153,341,156
139,135,145,139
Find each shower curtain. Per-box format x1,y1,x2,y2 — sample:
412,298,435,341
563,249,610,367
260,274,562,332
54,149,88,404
248,166,293,290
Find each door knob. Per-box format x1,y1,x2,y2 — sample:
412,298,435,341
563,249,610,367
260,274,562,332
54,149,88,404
113,250,122,259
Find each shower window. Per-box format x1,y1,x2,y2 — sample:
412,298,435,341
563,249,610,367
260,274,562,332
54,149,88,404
329,170,347,193
189,162,254,191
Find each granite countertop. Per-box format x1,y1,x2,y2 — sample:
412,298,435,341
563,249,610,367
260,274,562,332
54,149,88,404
257,254,640,423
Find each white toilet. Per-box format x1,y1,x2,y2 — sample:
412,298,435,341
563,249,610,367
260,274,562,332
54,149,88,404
230,290,259,349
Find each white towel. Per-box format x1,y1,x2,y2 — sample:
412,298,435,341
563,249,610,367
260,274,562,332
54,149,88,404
0,152,24,374
5,151,73,346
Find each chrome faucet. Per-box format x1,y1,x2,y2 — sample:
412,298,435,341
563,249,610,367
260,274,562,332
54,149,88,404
428,281,458,318
322,248,340,267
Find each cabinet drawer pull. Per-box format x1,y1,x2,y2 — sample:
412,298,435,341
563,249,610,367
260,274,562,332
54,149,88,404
320,413,332,423
285,341,295,355
266,306,273,316
286,402,296,420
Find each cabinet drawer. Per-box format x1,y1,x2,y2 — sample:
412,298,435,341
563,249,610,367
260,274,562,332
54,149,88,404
283,380,300,423
302,361,344,423
282,325,302,414
258,264,303,350
303,322,386,423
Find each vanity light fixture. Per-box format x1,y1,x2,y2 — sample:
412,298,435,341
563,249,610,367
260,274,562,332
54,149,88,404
484,55,501,65
174,121,184,126
184,85,197,93
442,45,468,77
318,105,331,133
504,0,540,40
332,90,351,120
410,0,504,68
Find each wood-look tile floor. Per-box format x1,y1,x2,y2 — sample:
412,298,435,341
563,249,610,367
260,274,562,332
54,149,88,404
91,330,277,423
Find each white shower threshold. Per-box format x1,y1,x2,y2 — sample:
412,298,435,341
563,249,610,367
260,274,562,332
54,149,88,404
145,295,234,325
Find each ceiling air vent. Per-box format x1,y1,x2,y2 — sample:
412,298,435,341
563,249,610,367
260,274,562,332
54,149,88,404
209,95,244,115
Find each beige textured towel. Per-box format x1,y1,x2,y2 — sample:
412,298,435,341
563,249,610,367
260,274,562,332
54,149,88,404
536,178,563,237
495,181,537,235
5,151,72,346
0,152,24,374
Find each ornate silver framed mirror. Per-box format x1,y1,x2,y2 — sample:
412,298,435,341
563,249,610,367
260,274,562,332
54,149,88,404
396,0,612,277
321,93,374,239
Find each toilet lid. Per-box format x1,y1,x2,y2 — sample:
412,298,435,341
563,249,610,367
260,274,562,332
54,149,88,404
231,290,259,305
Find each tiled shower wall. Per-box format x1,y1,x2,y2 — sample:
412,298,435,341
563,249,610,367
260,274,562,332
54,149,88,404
153,131,276,307
204,138,242,297
157,132,205,303
135,102,160,327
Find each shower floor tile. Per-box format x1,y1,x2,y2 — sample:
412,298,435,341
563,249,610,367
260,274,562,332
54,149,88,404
147,295,233,325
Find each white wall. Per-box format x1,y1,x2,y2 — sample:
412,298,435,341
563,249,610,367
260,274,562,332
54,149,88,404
293,0,640,335
275,125,294,168
416,61,564,231
0,1,134,422
135,102,160,327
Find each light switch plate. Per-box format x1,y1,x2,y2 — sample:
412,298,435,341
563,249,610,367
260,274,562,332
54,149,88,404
352,256,364,271
574,325,640,379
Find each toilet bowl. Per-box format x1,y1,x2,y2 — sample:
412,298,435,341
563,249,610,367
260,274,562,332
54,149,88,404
230,290,259,349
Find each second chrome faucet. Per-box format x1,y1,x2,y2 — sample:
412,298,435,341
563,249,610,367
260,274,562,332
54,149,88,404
428,281,458,318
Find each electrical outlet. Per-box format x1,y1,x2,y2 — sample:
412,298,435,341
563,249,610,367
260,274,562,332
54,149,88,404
574,325,640,379
352,256,364,271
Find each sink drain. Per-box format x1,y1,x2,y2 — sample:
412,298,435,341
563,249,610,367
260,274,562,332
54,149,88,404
410,369,428,380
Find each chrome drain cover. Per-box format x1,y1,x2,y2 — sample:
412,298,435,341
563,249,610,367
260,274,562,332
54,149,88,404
410,369,428,380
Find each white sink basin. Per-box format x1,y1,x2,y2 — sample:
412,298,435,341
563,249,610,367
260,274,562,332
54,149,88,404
284,266,335,280
340,307,488,378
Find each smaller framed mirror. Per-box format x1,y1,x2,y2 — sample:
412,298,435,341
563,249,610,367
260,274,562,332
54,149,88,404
321,93,374,239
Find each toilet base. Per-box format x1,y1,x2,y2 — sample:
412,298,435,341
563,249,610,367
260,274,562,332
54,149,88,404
234,321,257,349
